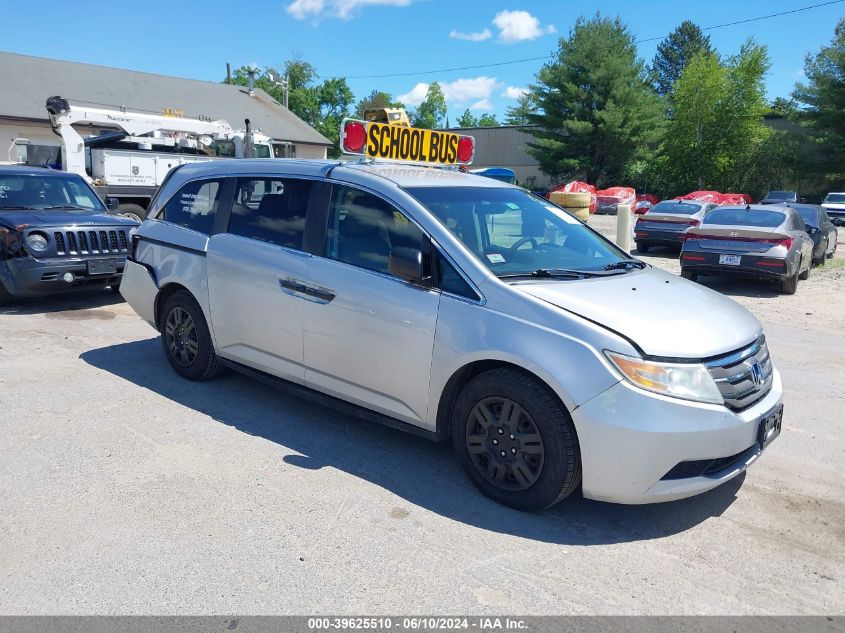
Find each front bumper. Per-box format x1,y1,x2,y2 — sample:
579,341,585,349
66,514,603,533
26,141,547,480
0,255,126,297
571,368,783,504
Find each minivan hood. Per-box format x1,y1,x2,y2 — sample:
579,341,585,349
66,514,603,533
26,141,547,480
0,210,137,229
517,267,761,358
822,202,845,210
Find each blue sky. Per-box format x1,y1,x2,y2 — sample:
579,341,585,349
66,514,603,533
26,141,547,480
1,0,842,122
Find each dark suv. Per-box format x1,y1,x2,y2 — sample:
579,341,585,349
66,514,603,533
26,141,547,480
0,166,139,306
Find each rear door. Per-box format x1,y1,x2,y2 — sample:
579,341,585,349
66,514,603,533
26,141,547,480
299,183,442,426
206,176,314,383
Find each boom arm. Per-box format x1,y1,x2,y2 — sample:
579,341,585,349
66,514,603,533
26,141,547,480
45,96,238,177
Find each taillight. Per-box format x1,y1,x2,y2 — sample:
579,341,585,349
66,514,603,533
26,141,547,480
341,120,367,154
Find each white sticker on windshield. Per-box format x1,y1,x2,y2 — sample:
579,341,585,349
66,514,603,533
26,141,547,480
487,253,506,264
506,202,520,210
546,205,580,224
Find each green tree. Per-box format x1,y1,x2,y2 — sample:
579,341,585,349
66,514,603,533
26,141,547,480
661,41,772,195
504,93,534,125
456,109,478,127
413,82,447,129
525,15,664,186
793,18,845,180
651,21,713,97
228,61,319,124
315,77,354,157
477,113,499,127
355,90,403,118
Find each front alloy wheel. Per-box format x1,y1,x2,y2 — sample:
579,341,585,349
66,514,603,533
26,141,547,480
466,397,545,491
452,368,581,511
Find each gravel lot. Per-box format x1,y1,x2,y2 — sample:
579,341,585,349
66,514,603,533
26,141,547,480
1,218,843,615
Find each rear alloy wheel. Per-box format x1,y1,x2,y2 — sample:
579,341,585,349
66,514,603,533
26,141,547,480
681,269,698,282
636,242,650,253
799,256,810,280
452,368,580,511
160,290,224,381
782,268,799,295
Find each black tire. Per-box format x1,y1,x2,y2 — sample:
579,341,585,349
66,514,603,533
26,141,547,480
681,269,698,282
451,368,581,511
116,203,147,222
108,284,122,294
635,242,650,253
160,289,224,381
0,281,13,307
799,257,810,280
782,269,799,295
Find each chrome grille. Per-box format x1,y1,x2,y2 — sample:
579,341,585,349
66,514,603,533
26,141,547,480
52,229,130,256
706,337,773,410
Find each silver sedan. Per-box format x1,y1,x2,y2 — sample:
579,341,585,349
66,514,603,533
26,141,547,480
680,205,814,294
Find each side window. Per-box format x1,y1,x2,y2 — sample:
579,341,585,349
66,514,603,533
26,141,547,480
326,185,423,275
794,213,806,231
162,179,223,234
435,250,478,300
229,177,311,250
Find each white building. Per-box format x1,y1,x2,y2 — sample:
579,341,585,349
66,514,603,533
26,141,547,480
0,51,332,165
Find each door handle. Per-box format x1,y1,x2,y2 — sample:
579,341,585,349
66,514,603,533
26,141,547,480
279,278,335,303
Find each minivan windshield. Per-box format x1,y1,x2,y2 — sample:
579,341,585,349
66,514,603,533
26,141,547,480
0,173,105,212
824,193,845,203
702,208,786,228
406,186,632,276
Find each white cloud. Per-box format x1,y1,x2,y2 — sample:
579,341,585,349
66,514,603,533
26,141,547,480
397,83,430,107
398,76,501,107
470,99,494,112
443,76,500,102
449,28,492,42
286,0,412,20
503,86,528,99
492,10,555,43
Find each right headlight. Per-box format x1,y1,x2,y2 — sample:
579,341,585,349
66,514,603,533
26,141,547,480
604,351,723,405
25,232,49,252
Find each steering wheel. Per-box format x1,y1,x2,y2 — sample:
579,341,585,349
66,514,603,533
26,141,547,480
509,236,538,254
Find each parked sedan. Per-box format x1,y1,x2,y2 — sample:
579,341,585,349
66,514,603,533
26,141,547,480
759,191,801,205
0,165,138,306
680,205,813,294
785,203,838,265
634,200,716,252
821,192,845,225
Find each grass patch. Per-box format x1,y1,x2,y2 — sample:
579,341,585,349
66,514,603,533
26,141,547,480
819,256,845,270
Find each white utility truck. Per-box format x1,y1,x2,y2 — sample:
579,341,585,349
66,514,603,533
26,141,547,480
45,96,286,219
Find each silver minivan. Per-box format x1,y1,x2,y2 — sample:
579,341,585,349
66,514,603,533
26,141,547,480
120,159,783,510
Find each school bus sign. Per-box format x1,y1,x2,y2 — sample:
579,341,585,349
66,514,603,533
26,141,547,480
340,119,475,166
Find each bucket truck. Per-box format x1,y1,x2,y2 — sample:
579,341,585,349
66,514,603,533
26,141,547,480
45,96,278,219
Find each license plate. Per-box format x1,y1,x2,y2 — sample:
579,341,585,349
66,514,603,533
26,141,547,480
87,258,116,275
757,404,783,450
719,254,741,266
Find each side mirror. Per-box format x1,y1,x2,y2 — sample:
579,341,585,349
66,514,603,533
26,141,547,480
106,197,120,211
389,247,423,282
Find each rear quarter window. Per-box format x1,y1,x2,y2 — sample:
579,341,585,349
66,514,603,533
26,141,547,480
161,178,223,234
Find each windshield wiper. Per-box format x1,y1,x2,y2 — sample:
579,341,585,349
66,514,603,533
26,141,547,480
0,205,33,210
603,259,647,271
499,268,606,280
38,205,90,211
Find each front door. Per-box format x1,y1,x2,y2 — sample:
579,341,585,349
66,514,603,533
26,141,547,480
300,184,441,426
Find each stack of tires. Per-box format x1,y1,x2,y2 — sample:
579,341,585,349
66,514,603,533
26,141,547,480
549,191,591,222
